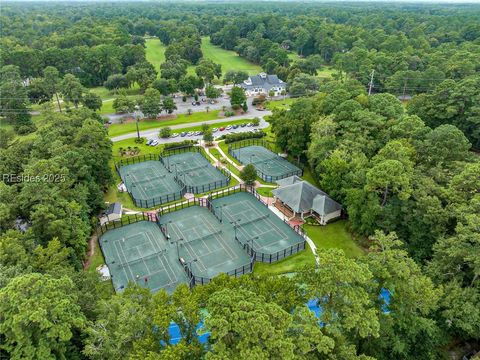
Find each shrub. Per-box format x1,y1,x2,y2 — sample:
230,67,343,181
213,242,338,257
134,137,146,144
223,131,266,143
159,127,172,138
163,140,197,149
252,94,266,106
240,164,257,185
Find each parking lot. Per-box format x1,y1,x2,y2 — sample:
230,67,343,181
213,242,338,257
145,118,270,145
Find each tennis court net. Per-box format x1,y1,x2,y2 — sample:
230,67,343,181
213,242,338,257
237,214,269,228
249,155,278,166
117,251,163,267
178,163,208,174
182,229,223,246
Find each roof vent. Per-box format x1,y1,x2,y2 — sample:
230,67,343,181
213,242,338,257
259,72,267,79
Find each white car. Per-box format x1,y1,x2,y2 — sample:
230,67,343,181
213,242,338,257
150,140,159,146
225,125,233,130
171,133,179,138
212,128,218,132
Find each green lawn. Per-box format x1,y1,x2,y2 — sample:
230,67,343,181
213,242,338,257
253,220,364,276
317,65,336,79
301,166,319,187
108,110,221,137
200,37,262,77
265,98,295,111
287,52,301,62
304,220,364,258
145,38,166,76
145,36,261,80
255,187,275,197
253,247,316,276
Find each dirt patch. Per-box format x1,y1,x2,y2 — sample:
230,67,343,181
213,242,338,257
83,232,98,271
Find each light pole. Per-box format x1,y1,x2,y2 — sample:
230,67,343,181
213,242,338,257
133,105,141,141
170,237,183,259
230,218,241,240
215,203,227,223
246,236,258,256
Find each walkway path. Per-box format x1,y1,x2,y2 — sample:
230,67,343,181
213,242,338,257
203,144,243,184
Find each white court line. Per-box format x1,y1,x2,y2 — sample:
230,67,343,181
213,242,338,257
169,221,208,273
183,226,209,272
223,200,288,250
199,215,238,260
113,239,136,282
144,230,176,284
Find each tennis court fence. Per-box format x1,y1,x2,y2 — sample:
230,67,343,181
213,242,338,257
129,189,186,208
157,197,205,217
227,140,304,182
181,257,254,287
228,138,275,152
114,153,160,173
97,212,156,236
254,241,306,263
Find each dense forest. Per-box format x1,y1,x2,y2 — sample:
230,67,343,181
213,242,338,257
0,2,479,359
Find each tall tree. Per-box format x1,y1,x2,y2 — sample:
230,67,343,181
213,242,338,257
43,66,62,112
0,273,86,360
60,74,84,109
0,65,34,133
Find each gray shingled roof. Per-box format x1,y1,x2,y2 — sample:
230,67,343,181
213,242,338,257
272,177,341,215
106,202,122,215
242,73,286,91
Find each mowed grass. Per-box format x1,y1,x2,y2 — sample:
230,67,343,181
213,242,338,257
145,36,261,80
253,220,363,276
145,38,166,76
305,220,364,258
200,37,262,77
253,247,316,276
107,110,221,137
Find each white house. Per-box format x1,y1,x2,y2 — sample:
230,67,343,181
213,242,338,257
241,72,287,96
272,176,342,225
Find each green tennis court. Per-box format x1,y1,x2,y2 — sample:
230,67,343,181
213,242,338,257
119,161,184,207
99,221,189,294
163,152,229,194
229,145,302,182
158,206,252,281
211,192,305,261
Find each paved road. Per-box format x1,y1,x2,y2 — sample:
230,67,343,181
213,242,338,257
110,111,271,142
105,94,249,123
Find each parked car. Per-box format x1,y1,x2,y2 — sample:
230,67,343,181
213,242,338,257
209,100,215,104
232,124,239,129
180,132,187,137
150,140,159,146
191,101,197,106
146,138,155,146
194,131,202,136
219,127,225,131
187,131,194,136
171,133,179,138
212,128,218,132
247,123,253,127
225,125,233,130
240,123,247,127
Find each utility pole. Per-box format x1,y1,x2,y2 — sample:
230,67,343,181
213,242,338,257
402,78,408,100
368,70,375,96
